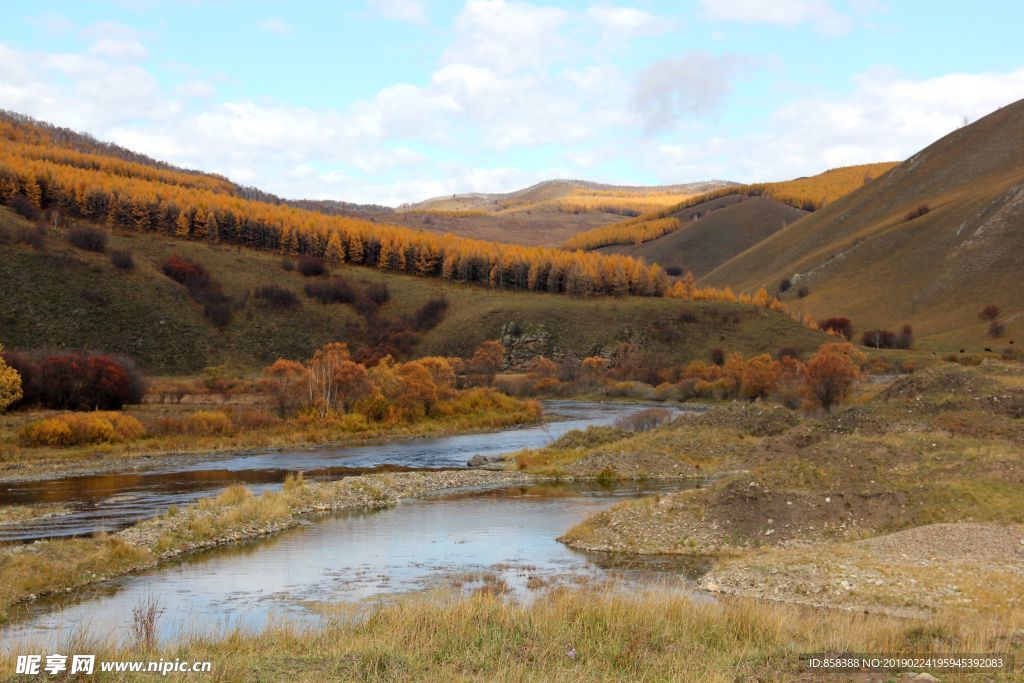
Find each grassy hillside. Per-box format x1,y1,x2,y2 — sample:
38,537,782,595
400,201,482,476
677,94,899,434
564,162,898,251
403,179,735,216
597,196,807,277
703,100,1024,347
0,208,827,374
389,179,737,247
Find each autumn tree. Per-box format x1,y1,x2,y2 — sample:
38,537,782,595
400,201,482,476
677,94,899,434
739,354,780,401
395,361,439,416
307,342,355,416
0,345,23,411
802,342,865,412
261,359,307,417
467,341,505,385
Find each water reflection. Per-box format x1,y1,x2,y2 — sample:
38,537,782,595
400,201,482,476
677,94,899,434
0,401,696,541
0,481,705,651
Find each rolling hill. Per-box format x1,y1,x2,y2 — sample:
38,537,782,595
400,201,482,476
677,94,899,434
564,163,898,251
597,195,808,277
390,179,738,247
0,207,826,374
703,99,1024,347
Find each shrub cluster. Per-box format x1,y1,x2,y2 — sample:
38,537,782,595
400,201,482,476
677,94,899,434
162,255,233,327
109,248,134,270
860,325,913,349
254,284,300,309
9,193,40,220
409,298,448,332
819,317,853,340
304,277,356,304
67,225,109,252
1,351,146,410
15,223,46,249
297,255,326,277
905,204,930,221
18,412,145,447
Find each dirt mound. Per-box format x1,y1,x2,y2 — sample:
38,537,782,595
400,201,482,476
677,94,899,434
689,402,800,436
881,364,996,400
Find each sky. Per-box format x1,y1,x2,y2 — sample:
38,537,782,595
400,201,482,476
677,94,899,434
1,1,1023,206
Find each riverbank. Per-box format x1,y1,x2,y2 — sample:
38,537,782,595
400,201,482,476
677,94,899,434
7,588,1021,681
555,361,1024,619
0,393,543,483
0,469,541,622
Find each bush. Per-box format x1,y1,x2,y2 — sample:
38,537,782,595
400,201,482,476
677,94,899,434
297,255,326,277
109,248,134,270
68,226,108,252
7,352,146,410
861,325,913,349
980,305,1001,321
10,193,40,220
615,407,673,432
281,258,295,271
409,298,448,331
365,282,390,306
18,412,145,447
819,317,853,340
15,224,46,249
304,277,355,304
796,285,809,298
162,255,232,328
709,348,725,366
988,320,1005,338
254,284,299,309
778,278,792,293
905,204,930,221
776,346,801,360
665,266,683,277
182,410,234,435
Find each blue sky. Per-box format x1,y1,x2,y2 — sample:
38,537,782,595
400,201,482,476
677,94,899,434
2,1,1023,205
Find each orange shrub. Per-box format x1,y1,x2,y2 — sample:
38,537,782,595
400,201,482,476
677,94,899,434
182,410,234,435
18,412,145,447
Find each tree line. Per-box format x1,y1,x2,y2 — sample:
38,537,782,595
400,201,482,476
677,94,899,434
0,122,672,297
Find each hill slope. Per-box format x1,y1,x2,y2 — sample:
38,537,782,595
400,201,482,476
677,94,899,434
703,100,1024,346
598,196,807,277
404,179,737,215
0,207,826,374
564,163,898,251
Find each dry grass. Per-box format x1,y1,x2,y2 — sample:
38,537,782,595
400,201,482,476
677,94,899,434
10,588,1020,681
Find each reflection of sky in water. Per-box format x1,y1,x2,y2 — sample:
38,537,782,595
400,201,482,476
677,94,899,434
0,482,701,651
0,401,697,542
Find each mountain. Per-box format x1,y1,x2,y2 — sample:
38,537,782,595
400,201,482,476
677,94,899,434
403,179,737,215
563,163,897,251
703,100,1024,347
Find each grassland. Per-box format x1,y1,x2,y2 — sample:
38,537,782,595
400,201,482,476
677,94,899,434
6,588,1021,682
0,206,826,375
543,360,1024,624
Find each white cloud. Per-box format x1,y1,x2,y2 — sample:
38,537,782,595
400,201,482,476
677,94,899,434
257,18,293,36
88,38,149,61
585,6,667,38
442,0,570,73
700,0,852,36
644,67,1024,183
368,0,427,24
